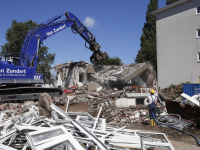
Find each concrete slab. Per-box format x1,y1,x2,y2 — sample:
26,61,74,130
87,82,101,91
87,63,95,73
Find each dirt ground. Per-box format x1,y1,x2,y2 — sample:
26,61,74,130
125,123,200,150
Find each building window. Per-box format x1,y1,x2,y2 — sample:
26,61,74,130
197,6,200,15
197,52,200,62
197,29,200,38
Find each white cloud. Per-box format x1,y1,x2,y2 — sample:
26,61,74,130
83,17,95,28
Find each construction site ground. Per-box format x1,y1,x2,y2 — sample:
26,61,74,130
126,124,200,150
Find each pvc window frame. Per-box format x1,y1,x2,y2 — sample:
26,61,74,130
0,144,17,150
139,132,175,150
26,126,84,150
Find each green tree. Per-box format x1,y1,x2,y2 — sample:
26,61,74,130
166,0,179,5
1,20,37,56
101,56,122,66
37,46,55,83
135,0,158,71
1,20,55,83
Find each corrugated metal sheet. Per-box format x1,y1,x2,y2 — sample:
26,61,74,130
183,84,200,97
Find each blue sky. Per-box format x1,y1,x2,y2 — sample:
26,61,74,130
0,0,166,66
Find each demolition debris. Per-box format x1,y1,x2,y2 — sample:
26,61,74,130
0,100,175,150
0,62,199,149
159,82,200,127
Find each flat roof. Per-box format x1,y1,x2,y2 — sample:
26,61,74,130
151,0,192,16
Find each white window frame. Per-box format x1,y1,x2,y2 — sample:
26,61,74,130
26,126,84,150
196,6,200,15
197,52,200,62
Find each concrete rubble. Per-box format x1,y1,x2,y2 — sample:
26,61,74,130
159,82,200,127
49,61,164,125
158,82,200,107
51,85,167,126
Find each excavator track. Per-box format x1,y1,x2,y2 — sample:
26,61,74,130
0,85,60,103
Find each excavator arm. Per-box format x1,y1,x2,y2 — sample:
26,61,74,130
18,11,108,67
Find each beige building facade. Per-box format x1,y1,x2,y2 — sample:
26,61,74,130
152,0,200,88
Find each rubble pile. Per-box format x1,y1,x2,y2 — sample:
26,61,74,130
0,101,38,120
0,103,175,150
159,82,200,107
53,61,156,90
0,85,165,128
51,83,166,126
160,83,189,101
159,82,200,126
49,61,161,125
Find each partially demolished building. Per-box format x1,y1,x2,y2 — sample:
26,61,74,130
54,61,156,90
53,61,157,104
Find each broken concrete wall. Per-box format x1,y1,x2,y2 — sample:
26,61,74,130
54,61,89,88
54,61,156,90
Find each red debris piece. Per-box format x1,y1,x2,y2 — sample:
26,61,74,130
69,85,78,89
63,89,73,94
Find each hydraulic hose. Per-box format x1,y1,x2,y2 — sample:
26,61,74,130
152,113,200,146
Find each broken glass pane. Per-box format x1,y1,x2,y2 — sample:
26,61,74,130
32,129,64,142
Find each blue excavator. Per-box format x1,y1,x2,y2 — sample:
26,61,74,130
0,11,108,102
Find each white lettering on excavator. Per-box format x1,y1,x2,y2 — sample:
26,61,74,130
53,24,66,33
6,68,26,74
46,24,67,36
46,31,53,36
0,69,4,73
34,75,41,80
